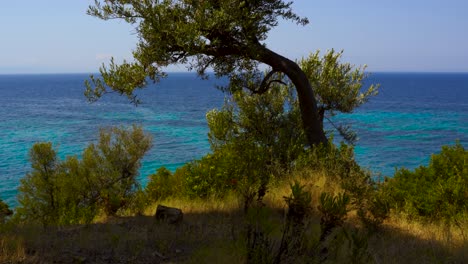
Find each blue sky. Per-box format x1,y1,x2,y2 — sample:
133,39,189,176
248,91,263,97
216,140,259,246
0,0,467,74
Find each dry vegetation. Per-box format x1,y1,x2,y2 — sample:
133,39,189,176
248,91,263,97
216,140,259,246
1,171,467,264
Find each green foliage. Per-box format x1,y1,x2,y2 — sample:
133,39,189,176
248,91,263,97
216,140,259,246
318,192,350,241
182,153,233,199
82,126,153,215
275,182,313,263
300,50,378,115
319,193,350,224
208,80,306,172
297,141,389,227
283,181,312,223
298,141,363,180
175,86,294,200
179,142,272,206
86,0,308,102
16,142,61,224
85,2,379,206
126,189,150,216
205,80,304,206
16,126,152,225
356,188,391,231
182,50,377,202
299,50,379,144
0,199,12,223
145,166,187,202
384,142,468,221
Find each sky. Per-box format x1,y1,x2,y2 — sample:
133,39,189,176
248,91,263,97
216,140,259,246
0,0,467,74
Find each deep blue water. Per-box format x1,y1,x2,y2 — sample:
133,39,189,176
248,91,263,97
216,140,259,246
1,72,467,207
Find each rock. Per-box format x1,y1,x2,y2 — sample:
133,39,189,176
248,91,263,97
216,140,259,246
155,205,183,224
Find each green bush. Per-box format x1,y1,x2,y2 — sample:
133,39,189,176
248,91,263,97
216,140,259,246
297,142,390,229
15,125,152,225
0,199,13,223
297,141,363,181
145,167,181,201
16,142,61,224
318,192,350,241
283,181,312,224
182,153,233,199
384,142,468,221
179,142,269,200
207,81,306,173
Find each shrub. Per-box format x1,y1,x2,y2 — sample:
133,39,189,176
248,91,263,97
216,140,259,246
283,181,312,225
176,138,274,205
207,82,306,173
318,192,350,242
83,126,153,215
16,142,61,224
297,141,363,181
181,153,235,199
0,199,13,223
384,142,468,221
297,142,390,229
145,167,178,201
275,182,313,263
16,125,152,225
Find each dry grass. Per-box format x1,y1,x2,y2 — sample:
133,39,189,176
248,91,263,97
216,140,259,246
1,171,467,263
0,198,243,263
367,217,468,264
1,211,242,263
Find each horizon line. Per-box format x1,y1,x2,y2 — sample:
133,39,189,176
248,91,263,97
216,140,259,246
1,70,467,76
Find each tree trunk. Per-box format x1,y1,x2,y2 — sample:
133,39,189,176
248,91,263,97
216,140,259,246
318,107,325,133
255,45,328,146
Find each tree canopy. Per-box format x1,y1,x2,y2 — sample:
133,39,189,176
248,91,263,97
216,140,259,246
299,50,379,143
86,0,327,146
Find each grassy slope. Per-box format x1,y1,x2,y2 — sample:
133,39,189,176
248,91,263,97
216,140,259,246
1,171,467,263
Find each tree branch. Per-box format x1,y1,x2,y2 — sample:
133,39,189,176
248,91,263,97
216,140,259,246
247,69,287,95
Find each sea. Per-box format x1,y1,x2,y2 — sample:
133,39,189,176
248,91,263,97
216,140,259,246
1,72,467,207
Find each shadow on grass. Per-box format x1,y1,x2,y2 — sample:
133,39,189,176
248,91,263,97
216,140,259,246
1,208,246,264
367,221,468,264
1,207,467,264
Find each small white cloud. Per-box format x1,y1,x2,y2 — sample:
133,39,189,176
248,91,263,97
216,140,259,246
95,54,113,61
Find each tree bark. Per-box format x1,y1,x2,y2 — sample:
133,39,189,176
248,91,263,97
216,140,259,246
255,45,328,146
318,107,325,133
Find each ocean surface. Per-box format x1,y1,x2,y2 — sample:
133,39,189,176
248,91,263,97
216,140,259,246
1,73,467,207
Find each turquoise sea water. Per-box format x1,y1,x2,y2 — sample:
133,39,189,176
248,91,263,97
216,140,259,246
1,73,467,207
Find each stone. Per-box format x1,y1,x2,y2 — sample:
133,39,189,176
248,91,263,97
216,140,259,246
155,205,183,224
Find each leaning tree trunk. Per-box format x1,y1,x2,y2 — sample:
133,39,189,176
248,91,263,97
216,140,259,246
256,45,328,146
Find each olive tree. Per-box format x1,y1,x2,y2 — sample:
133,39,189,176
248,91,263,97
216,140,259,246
85,0,327,146
299,50,379,143
207,50,378,168
200,50,377,206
